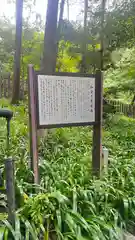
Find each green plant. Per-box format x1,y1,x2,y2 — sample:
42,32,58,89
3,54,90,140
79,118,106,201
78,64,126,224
0,214,41,240
1,99,135,239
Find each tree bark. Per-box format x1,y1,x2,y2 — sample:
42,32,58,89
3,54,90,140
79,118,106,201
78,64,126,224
11,0,23,104
53,0,66,70
39,0,59,139
80,0,88,73
100,0,106,71
67,0,69,21
42,0,59,73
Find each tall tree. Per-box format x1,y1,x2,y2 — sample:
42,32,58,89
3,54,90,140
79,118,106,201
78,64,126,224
80,0,88,73
38,0,59,139
100,0,106,70
54,0,66,70
11,0,23,103
42,0,59,73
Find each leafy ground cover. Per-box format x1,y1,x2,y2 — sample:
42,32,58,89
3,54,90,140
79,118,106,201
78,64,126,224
0,99,135,239
105,48,135,103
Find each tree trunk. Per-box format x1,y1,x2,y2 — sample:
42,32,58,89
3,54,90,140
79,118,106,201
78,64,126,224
100,0,106,71
42,0,59,73
39,0,59,139
11,0,23,104
131,95,135,105
67,0,69,21
80,0,88,73
53,0,66,69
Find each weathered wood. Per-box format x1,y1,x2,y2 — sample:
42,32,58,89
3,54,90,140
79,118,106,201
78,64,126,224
28,65,39,184
0,76,28,100
5,158,15,226
8,74,11,98
92,71,103,175
105,99,135,119
3,79,7,98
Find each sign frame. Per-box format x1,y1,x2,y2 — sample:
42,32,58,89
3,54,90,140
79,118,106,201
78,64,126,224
28,65,103,184
35,71,97,129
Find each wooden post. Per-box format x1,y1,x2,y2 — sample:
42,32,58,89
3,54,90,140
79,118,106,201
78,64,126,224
4,79,7,98
21,79,24,100
28,69,102,180
0,78,1,99
8,74,11,98
133,105,135,118
28,65,39,184
120,102,122,113
122,103,124,115
5,158,15,226
92,71,103,176
1,79,4,98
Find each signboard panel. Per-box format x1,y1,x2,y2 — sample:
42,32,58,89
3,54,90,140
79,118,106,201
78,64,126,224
37,75,95,127
28,65,103,183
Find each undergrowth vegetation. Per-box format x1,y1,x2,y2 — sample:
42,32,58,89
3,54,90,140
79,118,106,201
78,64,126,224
105,48,135,102
0,99,135,239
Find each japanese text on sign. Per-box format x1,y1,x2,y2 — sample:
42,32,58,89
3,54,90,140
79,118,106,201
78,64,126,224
37,75,95,126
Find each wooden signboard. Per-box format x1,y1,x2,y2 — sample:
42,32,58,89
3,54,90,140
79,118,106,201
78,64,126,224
28,65,103,184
